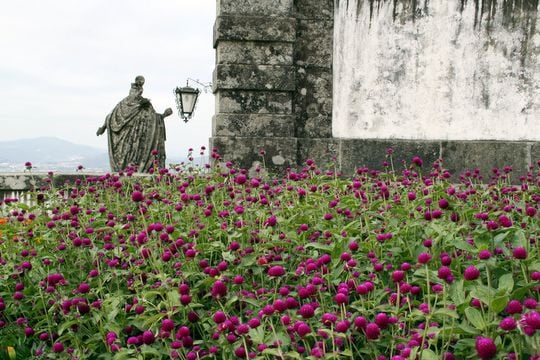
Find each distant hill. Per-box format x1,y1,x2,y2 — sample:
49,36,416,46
0,137,207,172
0,137,109,172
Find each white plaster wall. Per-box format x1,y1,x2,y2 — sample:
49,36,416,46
333,0,540,141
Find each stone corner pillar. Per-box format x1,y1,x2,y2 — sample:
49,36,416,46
211,0,298,173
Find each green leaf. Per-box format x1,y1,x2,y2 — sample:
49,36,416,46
166,290,181,307
470,285,494,305
449,280,466,305
304,242,332,252
58,319,79,335
262,348,285,357
221,251,235,262
433,308,459,319
341,220,360,232
512,230,527,247
283,351,303,359
512,283,539,298
490,295,509,314
497,273,514,294
140,345,162,357
453,240,477,253
420,349,439,360
493,231,509,246
113,352,136,360
224,295,239,307
457,323,481,335
465,308,486,330
248,327,265,344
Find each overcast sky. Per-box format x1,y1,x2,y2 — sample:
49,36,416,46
0,1,216,158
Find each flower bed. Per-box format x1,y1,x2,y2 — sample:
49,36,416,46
0,153,539,359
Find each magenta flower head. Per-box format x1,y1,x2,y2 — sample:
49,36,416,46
297,304,315,319
524,298,538,309
142,330,155,345
391,270,404,282
211,280,227,299
52,342,64,353
524,310,540,329
417,252,432,264
505,300,523,314
499,317,517,331
463,266,480,281
475,336,497,360
78,283,90,294
478,250,491,260
234,174,247,185
512,247,527,260
365,322,381,340
498,215,513,228
213,311,226,324
438,198,449,209
161,319,175,332
265,215,277,227
296,322,311,337
268,265,285,277
131,191,144,202
411,156,423,167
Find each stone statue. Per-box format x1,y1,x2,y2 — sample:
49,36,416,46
97,76,173,172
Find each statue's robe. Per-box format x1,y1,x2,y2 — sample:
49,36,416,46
105,95,166,172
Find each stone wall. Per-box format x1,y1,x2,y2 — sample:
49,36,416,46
211,0,539,179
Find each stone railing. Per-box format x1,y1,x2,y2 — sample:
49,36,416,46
0,172,105,208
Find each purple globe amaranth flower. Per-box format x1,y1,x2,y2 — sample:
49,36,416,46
296,322,311,337
211,280,227,299
375,313,390,329
478,250,491,260
417,252,432,264
498,214,513,228
525,206,537,217
335,293,348,305
475,336,497,360
335,320,350,333
131,191,144,202
142,330,155,345
437,266,452,281
365,323,381,340
438,198,449,209
213,311,226,324
52,342,65,353
524,311,540,329
234,174,247,185
298,304,315,319
321,313,338,326
161,319,175,332
268,265,285,277
265,215,277,227
512,247,527,260
463,266,480,281
78,283,90,294
524,298,538,309
505,300,523,314
391,270,404,282
499,317,517,331
411,156,423,167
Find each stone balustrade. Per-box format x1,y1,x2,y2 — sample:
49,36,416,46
0,173,105,208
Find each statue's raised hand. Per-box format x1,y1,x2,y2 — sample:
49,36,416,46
163,108,173,118
96,125,106,136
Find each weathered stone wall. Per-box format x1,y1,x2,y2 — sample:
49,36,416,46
211,0,297,173
211,0,539,179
